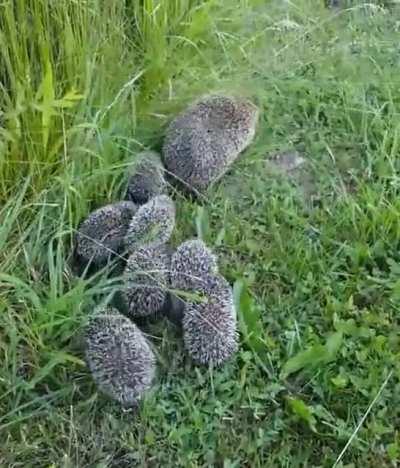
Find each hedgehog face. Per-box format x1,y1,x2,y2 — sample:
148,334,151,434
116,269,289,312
85,307,156,406
126,151,167,205
163,95,259,192
199,95,258,135
121,245,171,318
171,239,218,291
125,195,175,252
75,201,137,266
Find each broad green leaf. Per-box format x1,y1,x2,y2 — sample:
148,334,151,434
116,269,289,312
326,331,343,355
387,442,399,462
195,206,210,241
334,318,372,338
281,332,343,378
233,279,267,358
331,375,348,388
40,60,55,150
287,397,317,432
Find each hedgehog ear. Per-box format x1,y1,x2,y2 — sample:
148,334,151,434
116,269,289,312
194,206,210,242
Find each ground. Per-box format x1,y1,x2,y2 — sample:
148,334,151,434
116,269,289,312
1,1,400,467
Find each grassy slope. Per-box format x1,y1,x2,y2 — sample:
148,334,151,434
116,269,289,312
1,1,400,466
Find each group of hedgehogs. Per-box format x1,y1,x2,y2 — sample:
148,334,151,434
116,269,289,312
75,94,259,408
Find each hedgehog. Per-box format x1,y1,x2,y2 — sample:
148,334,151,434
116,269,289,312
124,195,175,253
125,151,167,205
163,94,259,193
182,274,238,366
85,307,156,407
75,201,137,267
119,245,171,318
170,239,218,292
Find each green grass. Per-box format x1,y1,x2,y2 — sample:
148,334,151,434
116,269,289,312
1,0,400,466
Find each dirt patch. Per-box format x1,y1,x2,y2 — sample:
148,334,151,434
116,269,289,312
265,149,317,201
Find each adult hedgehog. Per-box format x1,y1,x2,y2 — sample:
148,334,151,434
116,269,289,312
163,95,258,193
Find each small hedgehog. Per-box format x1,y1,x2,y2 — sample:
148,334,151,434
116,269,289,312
125,195,175,253
120,245,171,318
170,239,218,291
163,94,259,193
75,201,137,267
85,307,156,407
126,151,167,205
182,275,238,366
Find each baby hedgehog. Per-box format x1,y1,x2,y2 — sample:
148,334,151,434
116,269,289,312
182,274,238,366
125,195,175,253
163,94,259,193
126,151,167,205
85,307,156,407
75,201,137,267
170,239,218,291
120,245,171,318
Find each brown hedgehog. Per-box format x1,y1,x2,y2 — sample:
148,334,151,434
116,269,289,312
75,201,137,267
163,94,258,193
170,239,218,291
85,307,156,407
182,274,238,366
120,245,171,318
125,151,167,205
124,195,175,253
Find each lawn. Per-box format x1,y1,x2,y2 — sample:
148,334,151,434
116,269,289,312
1,1,400,466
